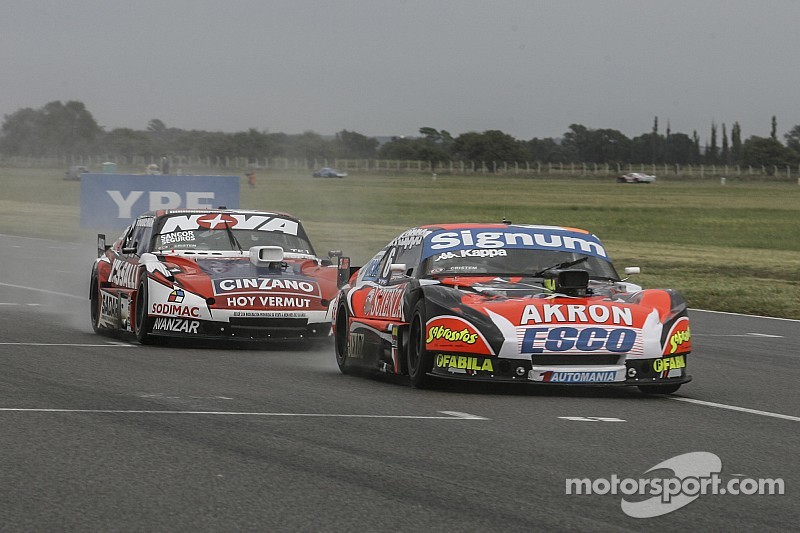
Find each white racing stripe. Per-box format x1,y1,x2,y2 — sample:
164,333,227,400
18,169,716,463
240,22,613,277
667,397,800,422
0,408,488,420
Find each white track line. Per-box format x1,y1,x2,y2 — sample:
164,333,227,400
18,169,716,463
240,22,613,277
689,308,800,323
667,397,800,422
0,342,134,347
0,408,488,420
0,282,83,300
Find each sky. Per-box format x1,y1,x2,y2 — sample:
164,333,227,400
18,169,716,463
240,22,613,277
2,0,799,142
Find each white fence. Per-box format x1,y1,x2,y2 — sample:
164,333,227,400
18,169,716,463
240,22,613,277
1,154,798,179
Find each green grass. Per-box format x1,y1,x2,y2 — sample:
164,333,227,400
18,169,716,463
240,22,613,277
2,167,799,319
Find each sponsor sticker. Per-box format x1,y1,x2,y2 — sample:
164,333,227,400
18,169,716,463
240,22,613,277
168,288,185,303
160,231,196,246
541,370,617,383
363,287,404,319
225,295,311,308
160,214,299,235
152,317,200,333
653,354,686,375
664,317,691,355
150,303,201,317
434,249,508,262
435,354,494,373
231,311,306,317
389,228,431,249
213,278,318,296
521,326,638,355
109,259,137,289
426,325,478,345
423,227,608,260
521,304,633,326
424,316,493,355
348,333,365,358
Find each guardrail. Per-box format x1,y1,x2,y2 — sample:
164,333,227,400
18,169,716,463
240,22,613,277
2,154,798,179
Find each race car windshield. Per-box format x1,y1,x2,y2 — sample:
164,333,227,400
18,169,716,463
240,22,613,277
154,228,315,255
422,248,619,280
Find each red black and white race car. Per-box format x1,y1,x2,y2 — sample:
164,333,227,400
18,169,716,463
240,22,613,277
90,209,343,344
332,223,692,393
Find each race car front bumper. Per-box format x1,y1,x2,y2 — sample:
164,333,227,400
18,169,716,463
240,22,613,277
428,353,691,386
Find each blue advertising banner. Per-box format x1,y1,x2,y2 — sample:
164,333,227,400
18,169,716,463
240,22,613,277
80,174,240,230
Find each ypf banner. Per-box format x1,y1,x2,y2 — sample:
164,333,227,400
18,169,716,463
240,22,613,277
80,174,240,230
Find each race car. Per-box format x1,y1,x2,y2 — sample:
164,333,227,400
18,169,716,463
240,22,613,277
312,167,348,178
89,209,343,344
617,172,656,183
332,223,692,393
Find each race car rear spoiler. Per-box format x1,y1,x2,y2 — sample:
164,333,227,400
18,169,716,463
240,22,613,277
97,234,111,257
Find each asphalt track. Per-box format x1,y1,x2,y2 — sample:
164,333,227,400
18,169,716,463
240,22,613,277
0,234,797,531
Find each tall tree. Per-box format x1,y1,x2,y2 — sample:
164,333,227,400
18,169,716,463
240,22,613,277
771,115,777,140
721,123,730,164
0,100,101,155
784,124,800,153
452,130,527,168
692,130,701,164
707,122,718,164
731,122,743,162
740,135,798,171
334,130,378,158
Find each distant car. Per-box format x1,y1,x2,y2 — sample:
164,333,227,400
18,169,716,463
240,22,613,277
618,172,656,183
89,208,343,344
313,167,347,178
332,223,692,393
65,165,89,180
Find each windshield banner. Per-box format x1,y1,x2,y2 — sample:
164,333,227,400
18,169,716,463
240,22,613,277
422,226,608,260
80,174,240,230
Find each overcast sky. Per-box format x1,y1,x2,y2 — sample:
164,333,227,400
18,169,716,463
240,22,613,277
2,0,798,142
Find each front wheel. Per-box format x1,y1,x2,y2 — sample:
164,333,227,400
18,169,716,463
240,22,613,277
407,301,436,389
334,304,350,374
134,276,156,345
638,383,681,395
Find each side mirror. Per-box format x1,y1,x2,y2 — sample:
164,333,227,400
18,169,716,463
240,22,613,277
624,267,641,275
328,250,343,258
337,256,351,288
390,263,407,277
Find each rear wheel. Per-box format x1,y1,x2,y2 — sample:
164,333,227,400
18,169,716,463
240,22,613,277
334,304,350,374
134,277,156,345
89,275,102,333
407,301,436,389
638,383,681,395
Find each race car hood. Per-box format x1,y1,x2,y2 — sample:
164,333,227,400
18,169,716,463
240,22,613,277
420,277,689,360
159,254,336,308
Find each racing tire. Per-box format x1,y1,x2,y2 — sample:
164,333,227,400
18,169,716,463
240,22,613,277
407,301,436,389
637,383,681,395
334,303,351,374
89,275,102,334
134,276,156,345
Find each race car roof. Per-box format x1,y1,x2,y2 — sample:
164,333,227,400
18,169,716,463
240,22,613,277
419,223,591,234
150,208,299,221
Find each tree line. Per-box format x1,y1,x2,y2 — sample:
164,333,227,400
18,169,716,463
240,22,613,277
2,100,800,168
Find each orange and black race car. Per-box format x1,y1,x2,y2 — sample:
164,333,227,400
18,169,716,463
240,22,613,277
89,209,342,344
332,223,691,393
